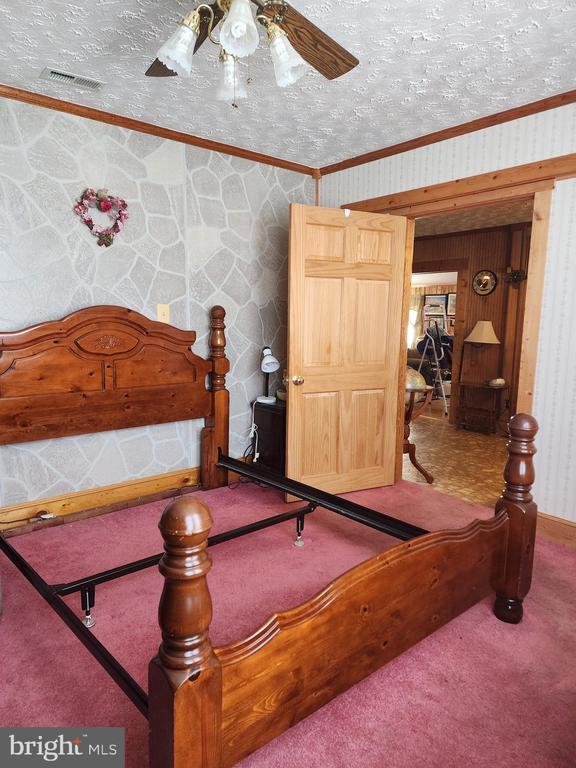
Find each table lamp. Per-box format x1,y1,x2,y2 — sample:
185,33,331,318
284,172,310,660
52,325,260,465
257,347,280,404
464,320,500,345
459,320,500,383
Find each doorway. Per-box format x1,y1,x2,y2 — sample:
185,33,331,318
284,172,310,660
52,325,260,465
404,198,535,506
342,168,553,507
408,270,458,420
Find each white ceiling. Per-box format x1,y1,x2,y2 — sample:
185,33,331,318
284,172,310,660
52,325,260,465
411,272,457,287
0,1,575,167
415,198,534,236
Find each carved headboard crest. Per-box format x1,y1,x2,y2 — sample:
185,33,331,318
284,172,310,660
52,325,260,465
0,306,223,447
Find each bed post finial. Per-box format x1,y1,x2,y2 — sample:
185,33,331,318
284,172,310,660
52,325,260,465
493,413,538,625
201,306,230,489
149,497,222,768
209,305,227,376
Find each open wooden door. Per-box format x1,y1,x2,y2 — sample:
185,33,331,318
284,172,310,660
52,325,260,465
286,204,411,494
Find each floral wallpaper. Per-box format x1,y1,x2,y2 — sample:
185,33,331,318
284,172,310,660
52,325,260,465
0,98,312,505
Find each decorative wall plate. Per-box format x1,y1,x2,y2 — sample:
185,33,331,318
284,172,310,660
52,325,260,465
73,188,129,247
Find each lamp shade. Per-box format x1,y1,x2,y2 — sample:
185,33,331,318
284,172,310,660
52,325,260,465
216,52,247,102
464,320,500,345
261,347,280,373
219,0,259,58
156,11,200,77
268,25,309,87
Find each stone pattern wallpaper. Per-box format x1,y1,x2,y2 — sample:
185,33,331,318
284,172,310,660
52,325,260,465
0,99,312,506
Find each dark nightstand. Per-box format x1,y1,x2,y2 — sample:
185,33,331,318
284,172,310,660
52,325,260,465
253,400,286,473
457,382,508,434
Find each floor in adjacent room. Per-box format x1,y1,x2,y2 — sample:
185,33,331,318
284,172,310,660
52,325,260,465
403,398,508,507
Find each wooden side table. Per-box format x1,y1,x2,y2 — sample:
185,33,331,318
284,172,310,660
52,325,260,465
457,382,508,434
404,386,434,484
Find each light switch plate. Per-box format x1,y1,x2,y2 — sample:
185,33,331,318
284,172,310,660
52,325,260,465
157,304,170,324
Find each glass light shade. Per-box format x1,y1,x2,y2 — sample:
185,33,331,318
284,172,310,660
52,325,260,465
219,0,259,58
216,53,247,102
269,30,309,87
261,347,280,373
156,22,198,77
464,320,500,345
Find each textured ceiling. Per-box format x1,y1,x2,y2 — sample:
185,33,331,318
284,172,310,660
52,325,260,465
411,271,458,286
415,198,533,236
0,1,575,166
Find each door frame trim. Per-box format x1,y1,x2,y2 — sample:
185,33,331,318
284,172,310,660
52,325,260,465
395,220,415,482
341,154,574,213
342,168,558,481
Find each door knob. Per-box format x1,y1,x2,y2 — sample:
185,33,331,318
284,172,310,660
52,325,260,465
291,375,305,385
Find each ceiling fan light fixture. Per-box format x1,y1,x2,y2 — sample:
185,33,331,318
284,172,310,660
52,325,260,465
267,23,309,87
216,50,247,104
219,0,259,58
156,10,201,77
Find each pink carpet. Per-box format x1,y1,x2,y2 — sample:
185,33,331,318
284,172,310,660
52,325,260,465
1,480,575,767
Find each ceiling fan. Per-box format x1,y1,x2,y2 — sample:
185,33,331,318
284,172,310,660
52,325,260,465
145,0,359,101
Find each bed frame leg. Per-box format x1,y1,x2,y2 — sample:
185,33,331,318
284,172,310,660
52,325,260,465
493,413,538,625
293,503,317,547
149,498,222,768
294,511,305,547
202,306,230,490
81,584,96,628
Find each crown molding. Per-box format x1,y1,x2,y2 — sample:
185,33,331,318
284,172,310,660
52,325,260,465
320,88,576,176
2,83,576,181
0,83,317,177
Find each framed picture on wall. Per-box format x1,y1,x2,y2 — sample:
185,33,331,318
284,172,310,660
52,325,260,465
447,293,456,315
426,315,446,331
424,294,447,314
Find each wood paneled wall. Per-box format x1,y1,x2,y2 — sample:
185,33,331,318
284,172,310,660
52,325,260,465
413,224,530,422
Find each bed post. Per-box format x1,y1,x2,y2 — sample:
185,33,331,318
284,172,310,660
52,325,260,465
149,498,222,768
493,413,538,624
201,305,230,489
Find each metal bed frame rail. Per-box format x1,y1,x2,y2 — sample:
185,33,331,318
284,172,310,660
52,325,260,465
0,456,428,716
217,452,428,541
0,534,149,717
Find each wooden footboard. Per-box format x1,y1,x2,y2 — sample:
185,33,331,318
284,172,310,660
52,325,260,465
149,414,538,768
218,515,507,766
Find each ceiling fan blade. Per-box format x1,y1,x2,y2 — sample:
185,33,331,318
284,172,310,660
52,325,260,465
194,2,225,53
145,58,177,77
257,1,359,80
145,3,224,77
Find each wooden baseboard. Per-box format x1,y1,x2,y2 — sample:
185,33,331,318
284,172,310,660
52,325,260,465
537,511,576,549
0,466,201,535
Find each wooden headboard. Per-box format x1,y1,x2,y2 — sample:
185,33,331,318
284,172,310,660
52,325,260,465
0,305,230,488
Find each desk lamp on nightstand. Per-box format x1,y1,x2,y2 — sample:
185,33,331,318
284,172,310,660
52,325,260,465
257,347,280,405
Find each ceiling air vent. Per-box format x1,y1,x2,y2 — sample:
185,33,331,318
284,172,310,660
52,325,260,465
39,67,104,91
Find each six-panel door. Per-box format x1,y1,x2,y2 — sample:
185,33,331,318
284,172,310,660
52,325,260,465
287,204,408,493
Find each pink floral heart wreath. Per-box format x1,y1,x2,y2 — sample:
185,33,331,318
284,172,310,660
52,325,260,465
73,188,129,248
